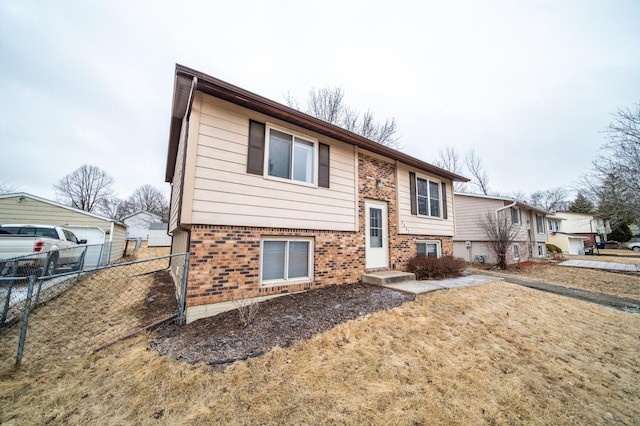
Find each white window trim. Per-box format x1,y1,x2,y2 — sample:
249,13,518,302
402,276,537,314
536,214,545,234
416,240,442,258
415,174,443,219
264,123,319,187
511,207,521,225
513,243,521,260
260,237,314,286
537,244,545,257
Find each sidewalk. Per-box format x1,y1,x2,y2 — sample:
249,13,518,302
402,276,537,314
381,274,501,295
559,259,639,273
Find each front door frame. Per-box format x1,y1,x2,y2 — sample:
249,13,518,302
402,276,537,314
365,199,389,269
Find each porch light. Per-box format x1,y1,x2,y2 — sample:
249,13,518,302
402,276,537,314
376,179,383,189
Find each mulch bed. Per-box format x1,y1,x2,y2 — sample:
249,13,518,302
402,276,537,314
150,283,415,365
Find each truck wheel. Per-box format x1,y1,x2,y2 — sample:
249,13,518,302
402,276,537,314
43,254,58,276
634,246,640,252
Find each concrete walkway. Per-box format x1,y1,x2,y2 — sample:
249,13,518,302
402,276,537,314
559,259,640,273
381,274,501,294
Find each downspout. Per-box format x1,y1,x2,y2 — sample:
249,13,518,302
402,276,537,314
173,76,198,322
495,200,517,238
176,75,198,239
495,200,517,265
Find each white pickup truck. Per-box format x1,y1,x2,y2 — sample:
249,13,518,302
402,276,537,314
0,224,87,276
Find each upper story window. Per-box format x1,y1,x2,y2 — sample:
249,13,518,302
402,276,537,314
511,207,521,224
268,128,315,184
536,215,545,234
409,172,448,219
247,120,330,188
417,177,441,218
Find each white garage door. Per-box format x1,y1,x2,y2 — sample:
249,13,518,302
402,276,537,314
568,238,584,255
65,226,107,269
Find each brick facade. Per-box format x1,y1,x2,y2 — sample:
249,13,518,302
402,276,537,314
185,152,453,309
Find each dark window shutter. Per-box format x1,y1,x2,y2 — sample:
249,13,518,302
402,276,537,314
409,172,417,215
441,182,448,219
247,120,265,175
318,143,330,188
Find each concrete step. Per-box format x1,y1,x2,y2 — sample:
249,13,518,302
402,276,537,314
362,271,416,286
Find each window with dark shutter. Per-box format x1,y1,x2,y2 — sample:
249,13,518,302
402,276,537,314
247,120,265,175
409,172,417,215
318,143,330,188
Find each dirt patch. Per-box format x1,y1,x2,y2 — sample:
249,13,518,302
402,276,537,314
143,270,179,324
151,283,414,365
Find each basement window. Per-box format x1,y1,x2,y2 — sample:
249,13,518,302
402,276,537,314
260,238,313,285
416,240,441,258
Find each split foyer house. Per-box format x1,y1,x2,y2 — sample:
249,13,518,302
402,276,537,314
453,193,550,264
546,215,588,255
165,65,468,323
551,211,611,247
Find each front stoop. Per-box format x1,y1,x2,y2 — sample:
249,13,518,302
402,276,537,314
362,271,416,286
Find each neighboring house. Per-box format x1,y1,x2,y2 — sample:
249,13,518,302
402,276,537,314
148,223,172,247
122,211,163,240
552,211,611,246
547,215,588,254
0,192,127,267
453,193,550,264
165,65,468,323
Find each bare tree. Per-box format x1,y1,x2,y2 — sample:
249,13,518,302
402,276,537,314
476,210,522,269
285,86,401,149
465,150,490,195
580,103,640,225
0,181,18,194
54,165,114,213
528,187,568,212
435,147,466,192
98,196,123,220
127,185,169,221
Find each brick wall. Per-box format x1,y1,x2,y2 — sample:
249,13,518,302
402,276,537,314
185,152,453,309
186,226,365,307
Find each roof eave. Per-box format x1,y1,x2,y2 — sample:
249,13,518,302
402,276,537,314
165,64,470,184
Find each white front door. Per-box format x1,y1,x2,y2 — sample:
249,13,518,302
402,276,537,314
365,200,389,269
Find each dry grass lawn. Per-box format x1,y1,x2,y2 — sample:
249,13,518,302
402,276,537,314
1,280,639,425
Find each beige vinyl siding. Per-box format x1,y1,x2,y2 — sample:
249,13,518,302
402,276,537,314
0,197,109,228
453,195,506,241
396,163,455,236
0,195,126,263
187,93,358,232
109,224,127,263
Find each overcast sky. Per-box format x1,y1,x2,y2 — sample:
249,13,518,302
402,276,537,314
1,0,638,203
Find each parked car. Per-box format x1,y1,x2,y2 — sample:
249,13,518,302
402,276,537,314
0,224,87,276
627,241,640,252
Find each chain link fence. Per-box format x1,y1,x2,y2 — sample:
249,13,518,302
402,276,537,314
0,249,188,369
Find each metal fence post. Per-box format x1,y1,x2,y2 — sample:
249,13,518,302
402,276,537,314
16,275,36,367
177,252,190,325
1,279,14,325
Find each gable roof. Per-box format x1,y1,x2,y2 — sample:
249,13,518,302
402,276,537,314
149,223,168,231
121,210,163,222
0,192,126,226
166,64,470,184
454,192,550,215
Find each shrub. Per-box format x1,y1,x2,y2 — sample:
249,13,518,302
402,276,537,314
406,255,467,280
546,243,563,254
